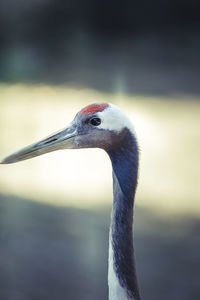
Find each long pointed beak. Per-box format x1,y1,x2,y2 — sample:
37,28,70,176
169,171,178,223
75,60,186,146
1,124,78,164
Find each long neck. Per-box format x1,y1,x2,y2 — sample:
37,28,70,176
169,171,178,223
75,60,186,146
107,129,141,300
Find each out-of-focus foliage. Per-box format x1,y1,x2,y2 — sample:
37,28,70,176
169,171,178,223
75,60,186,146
0,0,199,94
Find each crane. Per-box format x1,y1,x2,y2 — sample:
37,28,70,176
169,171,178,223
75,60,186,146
1,103,141,300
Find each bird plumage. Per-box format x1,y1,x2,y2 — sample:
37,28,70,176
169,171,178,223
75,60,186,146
1,103,141,300
108,128,140,300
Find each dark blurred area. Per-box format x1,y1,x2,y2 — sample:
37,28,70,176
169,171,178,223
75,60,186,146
0,194,200,300
0,0,200,94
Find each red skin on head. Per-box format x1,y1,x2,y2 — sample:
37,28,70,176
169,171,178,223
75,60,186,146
79,103,108,116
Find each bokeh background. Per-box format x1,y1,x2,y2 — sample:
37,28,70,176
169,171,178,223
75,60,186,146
0,1,200,299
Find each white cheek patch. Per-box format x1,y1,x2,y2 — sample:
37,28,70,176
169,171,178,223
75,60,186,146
97,103,135,134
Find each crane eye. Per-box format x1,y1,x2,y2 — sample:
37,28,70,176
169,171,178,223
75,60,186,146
89,117,101,126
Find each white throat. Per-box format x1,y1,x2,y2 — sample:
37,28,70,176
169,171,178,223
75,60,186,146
108,226,129,300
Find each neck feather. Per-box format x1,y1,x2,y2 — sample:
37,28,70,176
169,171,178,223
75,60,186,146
107,128,141,300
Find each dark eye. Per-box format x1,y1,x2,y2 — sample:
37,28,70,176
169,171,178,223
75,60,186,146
89,117,101,126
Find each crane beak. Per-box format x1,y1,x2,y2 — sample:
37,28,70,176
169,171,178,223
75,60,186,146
0,125,78,164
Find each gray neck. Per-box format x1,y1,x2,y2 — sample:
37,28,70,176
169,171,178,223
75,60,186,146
107,129,141,300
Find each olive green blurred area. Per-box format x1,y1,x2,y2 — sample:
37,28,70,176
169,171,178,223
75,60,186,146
0,0,200,299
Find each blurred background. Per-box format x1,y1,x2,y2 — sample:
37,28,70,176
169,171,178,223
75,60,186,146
0,1,200,299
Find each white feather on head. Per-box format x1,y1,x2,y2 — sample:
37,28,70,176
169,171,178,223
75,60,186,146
97,103,135,134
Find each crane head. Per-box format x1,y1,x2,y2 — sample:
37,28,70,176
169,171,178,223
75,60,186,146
1,103,134,164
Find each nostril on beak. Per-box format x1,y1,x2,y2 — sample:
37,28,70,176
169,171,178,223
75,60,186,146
43,138,58,145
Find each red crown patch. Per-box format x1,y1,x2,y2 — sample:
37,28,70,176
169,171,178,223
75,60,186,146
79,103,108,115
